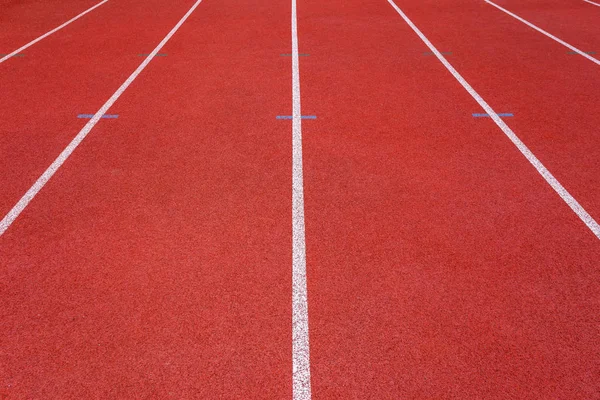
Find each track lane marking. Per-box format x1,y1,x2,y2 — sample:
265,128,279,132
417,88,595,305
485,0,600,66
424,51,451,56
291,0,312,397
473,113,513,117
277,115,316,119
0,0,205,236
0,0,109,65
583,0,600,7
385,0,600,239
77,114,119,118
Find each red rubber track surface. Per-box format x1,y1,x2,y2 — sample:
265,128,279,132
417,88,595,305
0,0,200,216
1,0,292,397
0,0,101,51
486,0,600,52
299,0,600,398
399,0,600,228
1,0,600,398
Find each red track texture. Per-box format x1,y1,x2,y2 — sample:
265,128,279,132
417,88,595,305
1,0,599,398
0,0,101,51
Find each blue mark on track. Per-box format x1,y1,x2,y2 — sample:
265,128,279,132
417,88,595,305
472,113,513,118
78,114,119,119
277,115,317,119
423,51,452,56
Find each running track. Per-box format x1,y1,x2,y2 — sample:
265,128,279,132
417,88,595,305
1,0,599,398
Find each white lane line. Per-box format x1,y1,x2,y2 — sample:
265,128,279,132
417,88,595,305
485,0,600,66
0,0,109,65
291,0,312,397
0,0,205,237
583,0,600,7
385,0,600,239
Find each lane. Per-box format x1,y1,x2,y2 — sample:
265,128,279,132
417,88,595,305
0,0,104,53
297,0,600,397
0,0,199,219
1,0,293,398
387,0,599,238
396,0,600,224
0,0,110,65
483,0,600,53
0,0,206,237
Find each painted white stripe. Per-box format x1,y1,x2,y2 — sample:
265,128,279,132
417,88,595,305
291,0,312,397
0,0,109,65
0,0,204,237
485,0,600,66
385,0,600,239
583,0,600,7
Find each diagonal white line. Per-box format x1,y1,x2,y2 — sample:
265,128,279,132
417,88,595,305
291,0,312,397
0,0,205,236
385,0,600,239
485,0,600,66
583,0,600,7
0,0,109,64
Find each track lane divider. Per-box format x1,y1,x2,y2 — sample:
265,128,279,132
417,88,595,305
0,0,205,236
484,0,600,66
0,0,109,65
583,0,600,7
290,0,312,397
385,0,600,239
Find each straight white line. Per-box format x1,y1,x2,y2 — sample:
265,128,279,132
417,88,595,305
291,0,312,397
0,0,204,237
485,0,600,66
0,0,109,64
583,0,600,7
385,0,600,239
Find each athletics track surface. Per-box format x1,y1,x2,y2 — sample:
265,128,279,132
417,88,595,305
1,0,599,398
